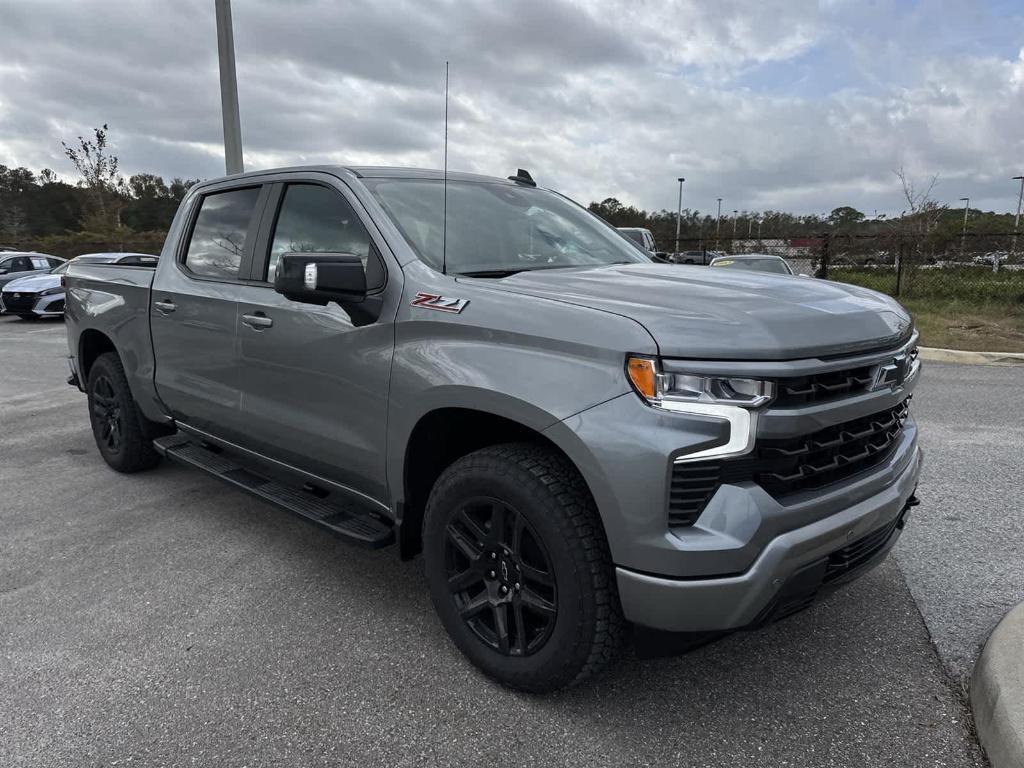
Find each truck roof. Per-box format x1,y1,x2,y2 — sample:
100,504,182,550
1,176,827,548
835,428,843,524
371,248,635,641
207,165,530,187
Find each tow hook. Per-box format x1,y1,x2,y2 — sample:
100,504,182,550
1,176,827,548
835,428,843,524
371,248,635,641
896,492,920,529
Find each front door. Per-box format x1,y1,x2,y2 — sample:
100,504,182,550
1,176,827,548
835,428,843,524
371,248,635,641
151,184,266,440
233,180,398,503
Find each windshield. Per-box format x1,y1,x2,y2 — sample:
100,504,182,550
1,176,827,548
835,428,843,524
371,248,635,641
363,178,649,275
712,258,791,275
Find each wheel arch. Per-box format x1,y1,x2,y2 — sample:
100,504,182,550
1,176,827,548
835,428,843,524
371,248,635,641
394,398,606,560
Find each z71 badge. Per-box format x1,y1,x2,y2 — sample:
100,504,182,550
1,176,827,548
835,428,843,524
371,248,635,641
410,292,469,314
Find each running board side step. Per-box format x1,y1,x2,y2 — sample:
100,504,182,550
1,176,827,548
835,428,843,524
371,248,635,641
153,435,395,549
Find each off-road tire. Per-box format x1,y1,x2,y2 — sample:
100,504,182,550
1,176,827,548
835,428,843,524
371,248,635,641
423,442,624,693
86,352,161,473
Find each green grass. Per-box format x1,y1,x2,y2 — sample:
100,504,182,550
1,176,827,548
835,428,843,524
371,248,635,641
827,267,1024,352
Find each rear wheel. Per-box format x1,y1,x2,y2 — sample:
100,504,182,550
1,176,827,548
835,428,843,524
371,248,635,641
423,443,624,692
86,352,161,473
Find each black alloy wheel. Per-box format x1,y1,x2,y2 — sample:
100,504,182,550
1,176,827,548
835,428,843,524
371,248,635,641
90,373,123,454
444,497,557,656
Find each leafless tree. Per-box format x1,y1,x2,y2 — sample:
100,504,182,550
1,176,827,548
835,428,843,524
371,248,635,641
62,124,128,233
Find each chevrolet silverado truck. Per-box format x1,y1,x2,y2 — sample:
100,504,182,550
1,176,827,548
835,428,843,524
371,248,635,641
65,166,922,692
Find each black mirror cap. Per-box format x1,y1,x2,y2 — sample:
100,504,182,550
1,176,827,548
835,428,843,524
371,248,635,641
274,252,367,305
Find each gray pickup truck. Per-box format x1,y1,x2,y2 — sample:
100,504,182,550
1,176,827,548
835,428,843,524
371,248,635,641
65,165,922,692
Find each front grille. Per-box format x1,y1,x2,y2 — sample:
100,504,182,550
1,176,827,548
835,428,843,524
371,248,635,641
1,292,37,312
667,398,911,527
773,365,876,406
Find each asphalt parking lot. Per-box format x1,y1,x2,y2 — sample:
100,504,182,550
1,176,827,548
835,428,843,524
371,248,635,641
2,315,1016,767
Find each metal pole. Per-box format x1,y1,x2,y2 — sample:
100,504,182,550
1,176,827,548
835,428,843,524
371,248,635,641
731,210,738,251
674,177,685,255
715,198,722,249
1010,175,1023,270
216,0,244,175
959,197,969,260
757,216,762,242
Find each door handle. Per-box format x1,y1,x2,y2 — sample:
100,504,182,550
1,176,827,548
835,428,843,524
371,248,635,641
242,312,273,329
154,299,176,314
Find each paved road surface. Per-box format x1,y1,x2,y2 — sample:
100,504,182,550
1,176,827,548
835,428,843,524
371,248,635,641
0,316,991,767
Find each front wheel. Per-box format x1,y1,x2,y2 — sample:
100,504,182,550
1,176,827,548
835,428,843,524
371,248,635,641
423,443,624,692
86,352,161,473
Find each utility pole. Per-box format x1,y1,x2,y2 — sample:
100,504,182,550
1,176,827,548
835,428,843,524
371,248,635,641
1010,175,1024,271
715,198,722,250
674,177,685,256
959,197,970,260
215,0,244,175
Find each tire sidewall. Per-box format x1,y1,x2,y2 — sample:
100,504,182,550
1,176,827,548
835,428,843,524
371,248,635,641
86,355,132,469
424,456,594,689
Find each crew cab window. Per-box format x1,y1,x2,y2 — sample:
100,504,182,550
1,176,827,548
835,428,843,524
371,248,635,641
266,184,384,289
184,187,261,279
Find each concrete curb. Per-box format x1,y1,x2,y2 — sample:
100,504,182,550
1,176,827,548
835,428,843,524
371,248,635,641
971,602,1024,768
919,347,1024,366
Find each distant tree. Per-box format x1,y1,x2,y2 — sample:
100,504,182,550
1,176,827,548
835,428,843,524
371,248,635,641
587,197,647,227
123,173,198,232
828,206,865,229
62,124,129,233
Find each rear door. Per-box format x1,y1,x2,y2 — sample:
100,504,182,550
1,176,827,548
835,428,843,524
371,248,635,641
232,176,399,502
151,183,269,440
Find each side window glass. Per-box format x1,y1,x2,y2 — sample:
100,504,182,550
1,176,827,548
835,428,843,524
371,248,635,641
12,257,33,272
267,184,384,289
184,187,261,279
31,257,50,269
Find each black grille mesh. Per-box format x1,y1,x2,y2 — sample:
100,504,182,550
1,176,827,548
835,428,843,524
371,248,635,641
668,397,911,527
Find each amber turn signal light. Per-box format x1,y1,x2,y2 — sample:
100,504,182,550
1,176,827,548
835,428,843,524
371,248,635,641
626,356,658,399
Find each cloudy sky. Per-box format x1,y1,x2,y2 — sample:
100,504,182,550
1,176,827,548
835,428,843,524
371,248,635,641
1,0,1023,216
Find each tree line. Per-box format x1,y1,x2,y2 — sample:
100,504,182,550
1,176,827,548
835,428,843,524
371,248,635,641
1,125,1018,253
588,194,1021,254
0,126,197,247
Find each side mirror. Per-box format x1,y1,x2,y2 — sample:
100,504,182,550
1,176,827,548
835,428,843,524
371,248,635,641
274,252,366,305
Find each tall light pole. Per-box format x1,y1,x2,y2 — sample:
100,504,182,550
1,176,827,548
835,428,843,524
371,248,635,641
731,210,738,251
757,215,763,242
747,216,753,238
674,177,685,255
959,197,970,259
215,0,244,175
715,198,722,249
1010,175,1024,270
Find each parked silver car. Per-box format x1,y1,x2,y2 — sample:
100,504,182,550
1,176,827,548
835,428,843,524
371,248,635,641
1,253,157,319
0,252,65,289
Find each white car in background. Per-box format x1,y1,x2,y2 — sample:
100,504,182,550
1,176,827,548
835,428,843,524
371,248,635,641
1,252,158,319
0,252,65,289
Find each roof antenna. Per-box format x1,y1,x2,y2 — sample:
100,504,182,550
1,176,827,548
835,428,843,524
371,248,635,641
442,61,449,275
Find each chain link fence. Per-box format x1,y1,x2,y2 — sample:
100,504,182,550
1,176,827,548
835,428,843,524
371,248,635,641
669,231,1024,305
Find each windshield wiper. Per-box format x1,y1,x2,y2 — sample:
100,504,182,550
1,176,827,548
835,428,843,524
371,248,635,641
456,269,529,278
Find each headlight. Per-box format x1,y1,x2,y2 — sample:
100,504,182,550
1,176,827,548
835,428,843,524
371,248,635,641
40,287,63,296
626,356,774,408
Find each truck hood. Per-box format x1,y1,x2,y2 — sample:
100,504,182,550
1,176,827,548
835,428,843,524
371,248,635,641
1,273,59,293
478,264,912,360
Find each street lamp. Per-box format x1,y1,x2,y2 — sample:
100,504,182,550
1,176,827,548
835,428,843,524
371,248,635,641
731,210,738,251
757,215,763,242
215,0,244,174
715,198,722,249
959,197,970,258
1011,175,1024,269
674,177,685,256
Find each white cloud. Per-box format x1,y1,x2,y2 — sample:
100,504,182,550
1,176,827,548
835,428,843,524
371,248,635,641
1,0,1022,216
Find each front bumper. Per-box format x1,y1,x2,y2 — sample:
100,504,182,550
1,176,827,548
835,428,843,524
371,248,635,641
0,292,65,316
616,441,921,632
